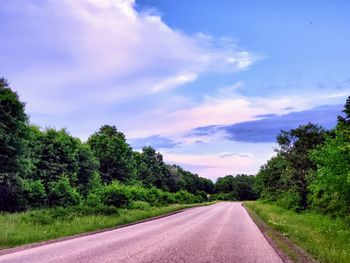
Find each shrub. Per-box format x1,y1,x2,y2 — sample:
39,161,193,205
275,189,301,211
174,190,196,204
98,182,131,208
48,176,81,207
128,185,149,201
129,200,151,210
145,188,167,206
22,179,47,208
26,210,54,225
75,204,119,216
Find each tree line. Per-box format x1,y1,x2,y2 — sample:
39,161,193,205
214,174,257,201
0,78,214,212
255,96,350,217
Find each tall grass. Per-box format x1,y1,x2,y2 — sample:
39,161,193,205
0,202,213,249
245,201,350,263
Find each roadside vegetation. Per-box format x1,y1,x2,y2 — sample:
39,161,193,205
247,96,350,262
216,96,350,262
245,201,350,263
0,78,215,247
0,202,215,249
254,97,350,217
213,174,257,201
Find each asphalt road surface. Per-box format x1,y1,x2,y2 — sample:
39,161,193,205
0,202,283,263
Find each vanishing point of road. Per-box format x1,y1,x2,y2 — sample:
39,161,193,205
0,202,283,263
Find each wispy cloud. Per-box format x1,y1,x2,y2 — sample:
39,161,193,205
0,0,258,116
184,104,342,143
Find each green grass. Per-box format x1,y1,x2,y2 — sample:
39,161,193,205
244,200,350,263
0,202,214,249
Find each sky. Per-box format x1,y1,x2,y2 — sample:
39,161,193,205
0,0,349,181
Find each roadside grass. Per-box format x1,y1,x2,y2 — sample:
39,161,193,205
244,201,350,263
0,202,215,249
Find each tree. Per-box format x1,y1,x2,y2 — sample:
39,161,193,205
276,123,327,209
215,174,257,201
309,97,350,216
215,176,234,193
76,143,99,196
337,96,350,125
88,125,135,183
0,78,28,211
48,176,81,207
255,154,289,200
231,175,257,200
164,165,182,192
33,128,81,190
134,146,167,188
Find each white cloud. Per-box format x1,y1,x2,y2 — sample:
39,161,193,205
1,0,258,116
2,0,348,180
152,73,198,93
125,83,348,139
162,145,275,180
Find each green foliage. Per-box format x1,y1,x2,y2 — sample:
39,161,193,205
214,174,257,201
22,179,47,208
255,154,290,201
88,125,135,183
129,200,151,210
134,146,167,188
48,176,81,207
0,78,214,213
174,190,199,204
276,123,327,209
308,105,350,216
33,128,81,188
76,143,99,195
0,78,28,211
257,96,350,218
245,201,350,263
97,182,132,208
274,189,301,210
0,203,213,249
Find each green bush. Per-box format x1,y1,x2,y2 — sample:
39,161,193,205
129,200,151,210
174,190,196,204
275,189,301,211
98,182,131,208
128,185,149,201
75,204,119,216
48,177,81,207
26,210,54,225
22,179,47,208
145,188,164,206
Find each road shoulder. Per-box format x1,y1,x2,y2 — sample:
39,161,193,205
242,203,318,263
0,203,216,256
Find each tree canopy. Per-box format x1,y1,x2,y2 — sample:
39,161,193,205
0,78,214,212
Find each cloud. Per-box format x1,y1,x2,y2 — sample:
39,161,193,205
188,104,342,143
125,83,348,139
163,152,257,181
128,135,181,150
255,113,277,118
0,0,258,116
219,153,254,158
151,73,197,93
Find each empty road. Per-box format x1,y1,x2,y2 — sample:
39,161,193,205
0,202,283,263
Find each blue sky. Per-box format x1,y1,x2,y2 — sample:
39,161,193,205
0,0,349,180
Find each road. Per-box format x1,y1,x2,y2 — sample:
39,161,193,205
0,202,283,263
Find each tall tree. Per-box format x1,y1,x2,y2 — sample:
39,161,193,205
309,96,350,216
33,128,81,189
0,78,28,211
255,154,289,200
88,125,135,183
134,146,167,188
276,123,327,209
